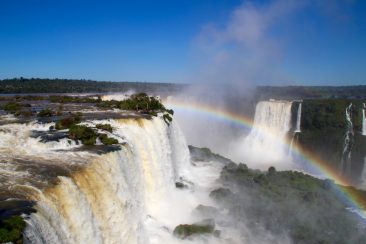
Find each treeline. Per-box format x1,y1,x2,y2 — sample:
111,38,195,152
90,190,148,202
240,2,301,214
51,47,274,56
256,85,366,100
0,78,186,94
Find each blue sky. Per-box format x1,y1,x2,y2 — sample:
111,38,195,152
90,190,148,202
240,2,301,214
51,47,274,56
0,0,365,85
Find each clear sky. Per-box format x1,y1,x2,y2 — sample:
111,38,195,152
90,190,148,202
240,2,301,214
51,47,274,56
0,0,365,85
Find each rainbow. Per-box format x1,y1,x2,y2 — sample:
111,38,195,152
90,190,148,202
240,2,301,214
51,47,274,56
165,98,366,220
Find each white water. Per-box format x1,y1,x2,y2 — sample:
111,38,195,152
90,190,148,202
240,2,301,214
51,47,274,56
0,116,235,244
294,103,302,133
362,103,366,136
242,100,294,169
340,103,354,175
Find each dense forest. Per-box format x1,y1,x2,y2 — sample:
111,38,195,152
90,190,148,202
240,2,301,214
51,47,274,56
0,78,186,94
256,86,366,100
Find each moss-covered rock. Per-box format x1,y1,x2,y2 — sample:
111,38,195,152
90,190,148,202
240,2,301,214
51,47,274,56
173,220,215,239
37,108,54,117
68,125,97,145
55,113,82,130
98,133,118,145
96,124,113,133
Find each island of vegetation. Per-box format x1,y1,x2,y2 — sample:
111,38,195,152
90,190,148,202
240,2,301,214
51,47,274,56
178,146,366,243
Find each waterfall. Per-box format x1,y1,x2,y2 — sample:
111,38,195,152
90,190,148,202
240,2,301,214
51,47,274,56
0,115,228,244
288,102,302,154
362,103,366,136
340,103,354,175
243,100,293,167
294,103,302,133
361,157,366,189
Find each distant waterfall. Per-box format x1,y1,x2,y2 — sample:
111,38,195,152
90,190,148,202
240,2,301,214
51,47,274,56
340,103,354,175
361,157,366,189
244,100,293,166
288,102,302,154
362,103,366,136
294,103,302,133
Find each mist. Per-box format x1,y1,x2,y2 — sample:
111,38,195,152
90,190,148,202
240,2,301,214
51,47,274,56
167,0,357,166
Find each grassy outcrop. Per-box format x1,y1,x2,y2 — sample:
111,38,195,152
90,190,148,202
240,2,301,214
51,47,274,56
55,113,82,130
68,125,98,145
1,102,33,117
97,93,174,123
98,133,118,145
37,108,54,117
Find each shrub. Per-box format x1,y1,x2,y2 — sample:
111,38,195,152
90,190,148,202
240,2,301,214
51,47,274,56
55,114,82,130
0,215,25,243
98,133,118,145
96,124,113,132
37,108,54,117
68,125,97,145
173,224,214,239
2,102,22,113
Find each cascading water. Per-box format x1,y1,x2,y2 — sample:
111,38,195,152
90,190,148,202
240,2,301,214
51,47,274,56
0,115,231,244
340,103,354,175
289,102,302,154
294,102,302,133
362,103,366,136
243,100,293,168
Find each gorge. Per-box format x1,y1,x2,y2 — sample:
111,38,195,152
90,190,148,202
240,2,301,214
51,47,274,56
1,92,366,244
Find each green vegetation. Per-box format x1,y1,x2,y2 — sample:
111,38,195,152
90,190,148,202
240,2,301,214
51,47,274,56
55,113,82,130
49,95,97,103
1,102,33,117
68,125,98,145
213,162,366,244
188,145,234,164
1,92,173,123
98,133,118,145
96,124,113,133
37,108,54,117
0,77,186,93
173,223,214,239
298,99,366,180
97,93,174,122
0,215,25,243
256,85,366,101
2,102,22,113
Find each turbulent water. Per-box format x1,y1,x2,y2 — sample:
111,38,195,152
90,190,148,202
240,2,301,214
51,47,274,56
0,114,234,244
341,103,354,175
242,100,293,168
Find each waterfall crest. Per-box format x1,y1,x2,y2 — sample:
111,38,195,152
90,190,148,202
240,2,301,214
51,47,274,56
21,117,193,244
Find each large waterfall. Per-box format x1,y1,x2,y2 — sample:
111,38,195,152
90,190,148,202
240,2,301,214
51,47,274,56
243,100,293,168
0,116,227,244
